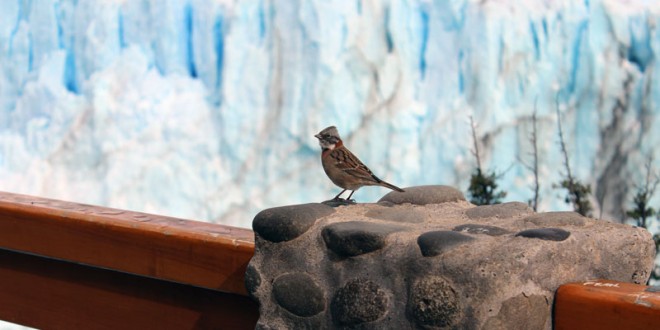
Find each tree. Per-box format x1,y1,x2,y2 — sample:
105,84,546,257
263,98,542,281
467,116,507,205
626,155,659,228
519,100,541,211
554,96,593,217
624,154,659,283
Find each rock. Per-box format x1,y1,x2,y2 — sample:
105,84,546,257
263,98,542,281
632,270,650,285
331,278,388,326
253,203,335,242
522,211,587,227
409,276,461,327
378,185,465,205
453,224,510,236
244,263,261,297
321,199,356,207
365,206,426,223
273,273,326,317
248,185,656,329
483,294,550,329
466,202,533,219
322,221,403,257
516,228,571,241
417,231,475,257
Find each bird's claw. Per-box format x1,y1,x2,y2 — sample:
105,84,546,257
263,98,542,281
322,197,357,207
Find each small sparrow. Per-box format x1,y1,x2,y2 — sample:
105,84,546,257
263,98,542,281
314,126,405,201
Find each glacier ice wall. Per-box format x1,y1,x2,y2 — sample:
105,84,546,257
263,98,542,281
1,0,660,229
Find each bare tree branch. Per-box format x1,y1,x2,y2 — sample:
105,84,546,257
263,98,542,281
643,155,660,199
468,116,507,205
469,115,482,171
555,94,574,184
554,94,593,217
518,99,541,211
530,100,540,211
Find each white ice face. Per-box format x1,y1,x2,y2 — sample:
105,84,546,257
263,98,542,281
1,1,658,230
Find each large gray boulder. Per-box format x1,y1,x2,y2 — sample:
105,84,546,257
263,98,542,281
247,185,656,329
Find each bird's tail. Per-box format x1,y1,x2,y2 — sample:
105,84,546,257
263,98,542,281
379,180,405,192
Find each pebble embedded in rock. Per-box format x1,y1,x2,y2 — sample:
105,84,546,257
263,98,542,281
515,228,570,241
417,231,474,257
466,202,533,219
409,276,460,327
378,185,465,205
331,278,388,325
453,224,510,236
322,221,403,257
273,273,326,317
253,203,335,242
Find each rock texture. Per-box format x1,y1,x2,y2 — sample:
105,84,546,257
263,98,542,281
248,185,656,329
331,278,389,326
253,203,335,242
272,273,326,317
322,221,404,257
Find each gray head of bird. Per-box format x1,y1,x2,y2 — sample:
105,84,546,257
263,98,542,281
314,126,341,150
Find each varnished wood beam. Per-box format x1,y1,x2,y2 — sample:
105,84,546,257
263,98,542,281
0,191,254,295
0,248,258,329
555,279,660,330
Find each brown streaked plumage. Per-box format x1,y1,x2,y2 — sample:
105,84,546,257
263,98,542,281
314,126,405,201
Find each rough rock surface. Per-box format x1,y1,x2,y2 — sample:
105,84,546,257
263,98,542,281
417,231,475,257
378,185,465,205
272,273,326,317
253,203,335,242
322,221,404,257
331,278,389,326
248,186,656,329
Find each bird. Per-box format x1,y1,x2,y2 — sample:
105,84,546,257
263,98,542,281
314,126,405,201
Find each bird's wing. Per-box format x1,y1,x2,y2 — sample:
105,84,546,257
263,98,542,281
330,147,381,182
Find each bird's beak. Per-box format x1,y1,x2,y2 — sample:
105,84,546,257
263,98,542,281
314,134,321,139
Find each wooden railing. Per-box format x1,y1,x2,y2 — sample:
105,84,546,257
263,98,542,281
0,191,258,329
0,191,658,329
555,279,660,329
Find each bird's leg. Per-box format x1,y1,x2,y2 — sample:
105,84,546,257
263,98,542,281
346,190,356,202
333,189,347,200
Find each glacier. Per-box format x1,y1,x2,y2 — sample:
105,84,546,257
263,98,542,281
0,0,660,232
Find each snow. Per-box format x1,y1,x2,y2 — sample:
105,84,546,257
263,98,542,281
1,0,660,231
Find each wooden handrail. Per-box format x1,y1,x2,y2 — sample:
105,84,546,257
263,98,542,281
0,248,258,329
0,191,258,329
0,191,254,294
555,279,660,329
